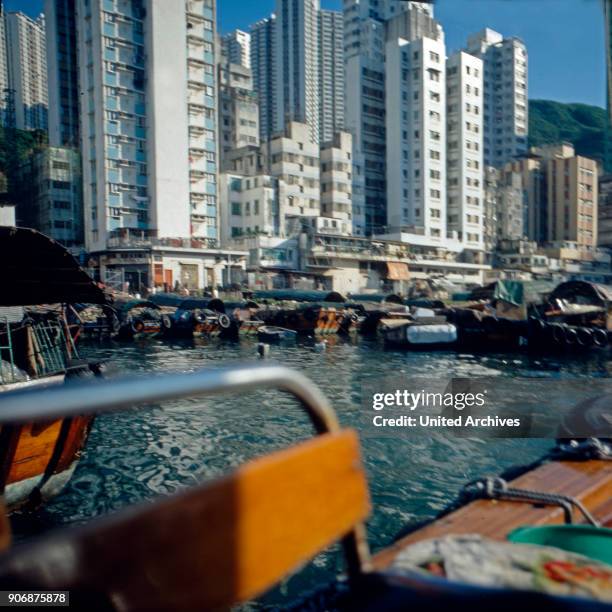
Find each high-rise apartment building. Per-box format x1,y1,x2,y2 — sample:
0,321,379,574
466,28,528,168
275,0,320,144
45,0,79,146
599,174,612,247
318,10,344,144
76,0,219,253
250,15,276,143
218,62,259,158
0,3,9,127
221,29,250,68
5,11,48,131
344,0,437,235
446,51,484,252
506,144,598,252
385,32,447,245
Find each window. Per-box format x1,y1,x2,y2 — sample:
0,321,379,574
231,202,241,215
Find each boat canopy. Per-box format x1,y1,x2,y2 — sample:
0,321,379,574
0,227,106,306
470,280,556,306
178,297,225,312
114,299,160,314
549,280,612,307
252,290,346,303
149,293,185,308
348,293,403,304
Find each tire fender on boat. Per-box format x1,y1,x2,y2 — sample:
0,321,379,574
218,313,231,329
575,327,593,347
592,327,608,348
131,318,145,333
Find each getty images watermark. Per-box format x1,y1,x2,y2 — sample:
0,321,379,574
360,377,612,438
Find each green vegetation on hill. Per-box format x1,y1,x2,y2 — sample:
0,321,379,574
528,99,607,164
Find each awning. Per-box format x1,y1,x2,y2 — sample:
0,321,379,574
385,262,410,281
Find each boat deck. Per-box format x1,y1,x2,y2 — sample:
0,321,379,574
373,458,612,570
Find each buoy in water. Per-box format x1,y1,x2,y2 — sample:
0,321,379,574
257,342,270,358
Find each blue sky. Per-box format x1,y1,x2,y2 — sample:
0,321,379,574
8,0,606,107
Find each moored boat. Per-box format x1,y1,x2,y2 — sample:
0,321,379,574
115,299,163,340
0,227,104,512
257,325,297,343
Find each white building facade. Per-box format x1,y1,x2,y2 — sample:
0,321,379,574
466,28,528,168
221,29,250,68
5,11,48,131
76,0,219,253
446,51,484,254
385,32,447,247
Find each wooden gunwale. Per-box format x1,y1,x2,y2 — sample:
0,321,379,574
371,458,612,571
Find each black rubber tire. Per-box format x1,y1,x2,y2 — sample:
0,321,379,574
161,314,173,329
592,328,608,348
193,311,206,324
131,318,145,333
564,327,578,345
218,313,231,329
576,327,593,348
550,323,565,344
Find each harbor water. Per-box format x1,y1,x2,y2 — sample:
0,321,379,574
13,336,612,605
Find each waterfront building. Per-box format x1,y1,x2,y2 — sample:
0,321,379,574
250,15,277,144
218,62,259,159
76,0,219,261
318,9,344,144
274,0,320,144
483,166,498,255
5,10,47,131
318,131,353,236
17,146,83,247
344,0,438,235
466,28,528,168
446,51,484,254
221,29,250,68
45,0,79,147
494,166,525,243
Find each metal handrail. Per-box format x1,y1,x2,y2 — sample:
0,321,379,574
0,363,340,434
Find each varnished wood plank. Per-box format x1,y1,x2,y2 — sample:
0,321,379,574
54,417,94,473
6,421,63,484
0,430,370,612
373,460,612,570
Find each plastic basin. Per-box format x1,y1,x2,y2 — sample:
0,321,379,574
508,525,612,565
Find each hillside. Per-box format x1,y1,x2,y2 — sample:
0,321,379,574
528,99,607,164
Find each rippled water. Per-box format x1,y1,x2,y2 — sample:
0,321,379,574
13,336,612,606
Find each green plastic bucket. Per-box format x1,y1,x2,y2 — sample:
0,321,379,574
508,525,612,565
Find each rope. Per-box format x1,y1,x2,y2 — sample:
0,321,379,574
461,477,600,527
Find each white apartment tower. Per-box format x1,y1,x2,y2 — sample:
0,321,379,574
385,33,447,244
318,10,344,144
466,28,528,168
0,4,9,127
275,0,320,144
344,0,437,235
5,11,48,131
77,0,219,252
250,15,276,143
446,51,484,252
221,29,250,68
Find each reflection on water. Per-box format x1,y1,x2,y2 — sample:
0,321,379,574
13,336,611,604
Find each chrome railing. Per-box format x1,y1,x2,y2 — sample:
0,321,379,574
0,363,339,434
